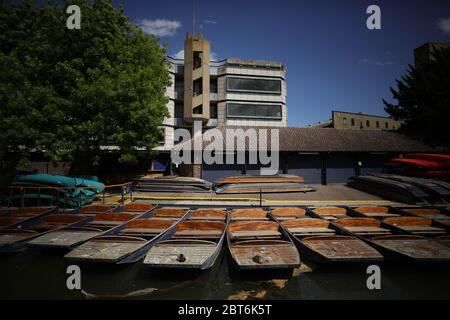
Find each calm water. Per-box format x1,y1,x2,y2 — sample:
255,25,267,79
1,248,450,300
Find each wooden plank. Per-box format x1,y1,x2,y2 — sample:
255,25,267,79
400,226,445,233
373,238,450,260
65,239,146,262
231,230,281,239
288,227,335,235
28,230,101,247
0,232,35,245
144,242,216,266
302,237,383,260
174,230,223,237
230,242,300,267
345,226,391,235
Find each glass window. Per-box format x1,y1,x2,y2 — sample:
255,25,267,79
210,103,218,118
351,118,355,126
366,120,370,127
385,122,389,129
343,117,347,125
227,77,281,93
227,103,282,119
376,121,380,128
174,102,183,118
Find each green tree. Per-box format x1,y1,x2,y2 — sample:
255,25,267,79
383,47,450,147
0,0,170,173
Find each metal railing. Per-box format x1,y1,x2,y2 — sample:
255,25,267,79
0,182,133,209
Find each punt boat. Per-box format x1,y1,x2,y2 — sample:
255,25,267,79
396,208,449,221
332,218,392,239
270,207,307,220
349,206,401,219
27,204,155,250
309,206,352,221
0,213,90,252
64,207,189,263
369,235,450,263
231,208,269,221
382,217,447,237
78,204,118,215
226,210,300,270
143,209,227,269
435,235,450,248
0,206,56,229
279,218,383,264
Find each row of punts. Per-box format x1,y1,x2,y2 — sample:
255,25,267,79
1,204,450,270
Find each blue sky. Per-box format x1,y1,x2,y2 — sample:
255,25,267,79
115,0,450,127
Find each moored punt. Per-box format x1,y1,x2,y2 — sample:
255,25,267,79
333,218,392,239
0,214,90,252
369,235,450,263
281,218,336,237
152,207,189,220
309,207,351,221
434,235,450,248
231,208,269,221
296,235,384,264
79,204,118,215
270,207,307,220
0,206,56,229
189,209,227,221
64,207,188,263
28,206,156,250
119,203,155,213
382,217,447,237
227,220,300,270
350,206,400,219
143,216,228,270
215,175,304,185
397,208,449,221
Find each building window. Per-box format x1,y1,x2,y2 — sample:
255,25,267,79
366,120,370,127
227,103,282,120
210,103,218,118
193,51,202,70
351,118,355,126
210,78,218,94
227,77,281,93
385,122,389,129
193,78,203,96
158,127,165,145
193,105,203,114
376,121,380,128
174,102,183,118
343,117,348,126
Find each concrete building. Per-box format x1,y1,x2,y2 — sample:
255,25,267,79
157,32,287,152
414,42,450,67
306,111,401,131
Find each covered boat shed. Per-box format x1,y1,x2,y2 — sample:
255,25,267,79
176,127,435,185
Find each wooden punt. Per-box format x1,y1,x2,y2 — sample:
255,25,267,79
143,214,228,269
309,207,351,221
189,209,227,221
333,218,392,239
382,217,447,237
227,220,300,270
350,206,400,219
120,203,155,213
281,218,336,238
0,214,90,252
370,235,450,262
295,235,384,264
152,207,189,220
79,204,118,215
398,208,449,221
434,235,450,248
0,206,56,229
270,207,307,220
64,207,189,263
28,206,156,250
231,209,269,221
215,175,304,185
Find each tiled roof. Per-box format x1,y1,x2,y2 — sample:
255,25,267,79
176,127,435,153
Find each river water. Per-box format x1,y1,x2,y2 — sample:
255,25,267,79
1,247,450,300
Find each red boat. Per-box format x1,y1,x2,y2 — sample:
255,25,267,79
407,154,450,165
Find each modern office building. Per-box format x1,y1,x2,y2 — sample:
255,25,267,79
156,32,287,152
305,111,401,131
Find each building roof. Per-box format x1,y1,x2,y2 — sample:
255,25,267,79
176,126,435,153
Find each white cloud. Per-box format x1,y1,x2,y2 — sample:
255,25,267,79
438,17,450,35
138,19,181,37
203,19,217,24
171,49,219,61
358,57,394,67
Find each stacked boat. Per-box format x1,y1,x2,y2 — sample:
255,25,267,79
133,176,212,193
214,175,315,194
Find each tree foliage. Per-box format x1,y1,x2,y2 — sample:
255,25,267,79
0,0,171,172
383,47,450,147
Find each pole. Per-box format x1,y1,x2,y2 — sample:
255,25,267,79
192,0,196,34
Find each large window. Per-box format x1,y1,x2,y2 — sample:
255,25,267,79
227,77,281,93
227,103,282,119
